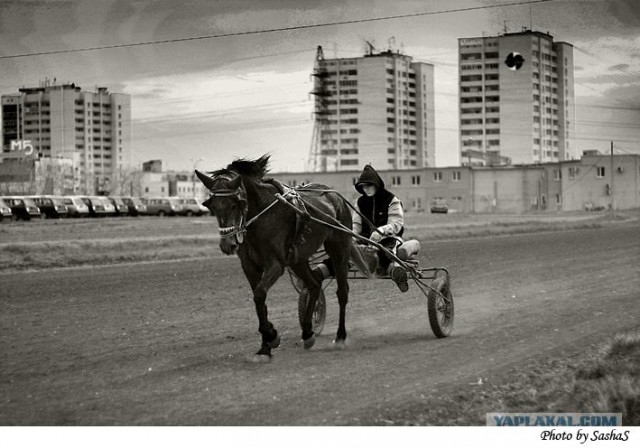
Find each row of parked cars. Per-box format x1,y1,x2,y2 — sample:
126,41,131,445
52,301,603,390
0,195,211,221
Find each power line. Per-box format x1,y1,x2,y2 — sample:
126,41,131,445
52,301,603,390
573,45,640,80
0,0,556,60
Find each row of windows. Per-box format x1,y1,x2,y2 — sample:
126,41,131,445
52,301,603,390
461,129,500,137
387,127,419,135
533,117,560,125
386,117,417,125
319,149,359,156
461,118,500,125
325,70,358,76
325,99,359,105
460,52,499,60
533,73,558,83
325,88,358,96
389,171,463,186
320,128,361,135
533,94,559,104
533,139,560,148
388,159,419,167
533,84,559,94
387,79,417,89
460,74,500,82
461,106,500,114
460,95,500,104
325,108,358,115
385,69,416,79
532,51,558,63
386,140,418,150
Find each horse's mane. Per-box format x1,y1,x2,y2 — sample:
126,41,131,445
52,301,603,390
208,155,271,180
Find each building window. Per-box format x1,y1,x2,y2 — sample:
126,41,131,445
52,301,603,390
411,175,421,185
596,167,605,178
452,171,461,181
553,169,562,181
433,172,442,182
568,167,576,179
391,176,401,186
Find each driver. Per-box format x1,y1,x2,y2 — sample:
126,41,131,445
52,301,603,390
313,164,410,292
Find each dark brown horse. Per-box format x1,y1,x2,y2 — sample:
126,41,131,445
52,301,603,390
196,155,370,362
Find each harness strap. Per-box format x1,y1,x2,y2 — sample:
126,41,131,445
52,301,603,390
274,192,419,280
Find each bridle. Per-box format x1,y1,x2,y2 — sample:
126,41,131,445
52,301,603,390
205,174,282,245
205,174,249,244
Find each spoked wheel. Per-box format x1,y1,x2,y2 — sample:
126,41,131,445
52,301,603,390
426,269,454,338
297,288,326,336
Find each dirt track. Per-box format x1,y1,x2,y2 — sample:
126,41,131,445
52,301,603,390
1,221,639,425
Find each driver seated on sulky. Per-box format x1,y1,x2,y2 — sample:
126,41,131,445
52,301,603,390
313,164,419,292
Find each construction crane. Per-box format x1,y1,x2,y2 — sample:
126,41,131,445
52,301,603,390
307,46,333,172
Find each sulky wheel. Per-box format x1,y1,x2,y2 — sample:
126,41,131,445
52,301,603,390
426,269,454,338
297,288,326,336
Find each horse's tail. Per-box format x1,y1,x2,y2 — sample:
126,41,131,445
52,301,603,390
349,242,374,279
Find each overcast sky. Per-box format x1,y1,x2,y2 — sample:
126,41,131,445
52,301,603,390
1,0,639,172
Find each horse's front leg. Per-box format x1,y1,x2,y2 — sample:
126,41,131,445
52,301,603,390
248,261,285,362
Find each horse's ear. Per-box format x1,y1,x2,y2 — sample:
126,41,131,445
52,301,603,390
195,170,216,190
258,154,270,173
227,175,243,190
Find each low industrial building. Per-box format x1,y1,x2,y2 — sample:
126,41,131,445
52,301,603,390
274,153,640,213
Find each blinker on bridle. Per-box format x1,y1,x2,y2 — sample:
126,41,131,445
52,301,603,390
206,179,248,244
205,175,289,245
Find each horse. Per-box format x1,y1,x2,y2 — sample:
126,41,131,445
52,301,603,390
196,155,371,362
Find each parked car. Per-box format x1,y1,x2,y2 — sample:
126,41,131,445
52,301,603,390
29,196,68,219
108,196,129,216
121,196,147,217
1,196,42,220
95,196,116,216
81,196,115,217
0,197,13,222
177,198,210,216
430,198,449,214
63,196,91,217
141,197,183,216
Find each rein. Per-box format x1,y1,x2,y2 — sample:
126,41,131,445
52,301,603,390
207,185,289,242
207,180,449,301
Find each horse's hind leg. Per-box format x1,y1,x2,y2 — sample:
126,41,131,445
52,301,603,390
333,263,350,349
326,244,350,349
290,263,323,349
241,257,283,361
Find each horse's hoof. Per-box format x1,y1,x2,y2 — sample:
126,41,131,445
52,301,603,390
333,339,346,350
268,334,281,349
303,334,316,350
251,354,272,363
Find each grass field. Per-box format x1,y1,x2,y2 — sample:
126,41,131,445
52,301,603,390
1,209,634,272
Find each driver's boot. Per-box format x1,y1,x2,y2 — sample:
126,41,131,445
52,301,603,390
388,262,409,292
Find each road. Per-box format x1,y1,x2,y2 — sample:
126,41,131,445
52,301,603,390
1,223,638,425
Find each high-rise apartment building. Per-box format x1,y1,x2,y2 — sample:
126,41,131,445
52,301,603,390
458,30,576,166
1,81,132,194
310,47,435,171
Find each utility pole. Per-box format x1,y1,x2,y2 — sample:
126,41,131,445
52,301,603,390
610,141,615,217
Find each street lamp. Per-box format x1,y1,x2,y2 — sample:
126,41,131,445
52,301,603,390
192,157,205,199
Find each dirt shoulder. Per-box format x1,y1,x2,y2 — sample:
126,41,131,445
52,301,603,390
360,327,640,426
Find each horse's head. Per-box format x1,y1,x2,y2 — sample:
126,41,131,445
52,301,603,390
196,170,247,255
